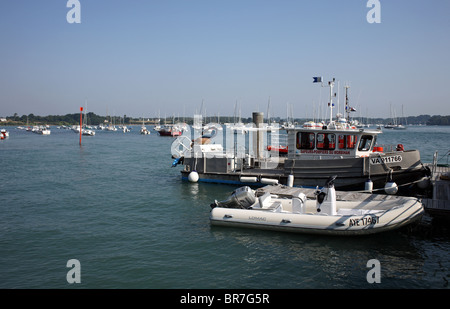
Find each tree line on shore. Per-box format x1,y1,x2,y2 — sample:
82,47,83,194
2,112,450,126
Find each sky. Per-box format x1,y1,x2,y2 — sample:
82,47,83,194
1,0,449,119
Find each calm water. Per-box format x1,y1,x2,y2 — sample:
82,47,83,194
0,125,449,289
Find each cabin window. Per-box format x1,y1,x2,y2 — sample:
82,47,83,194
316,133,336,150
358,135,374,151
296,132,315,149
338,134,357,149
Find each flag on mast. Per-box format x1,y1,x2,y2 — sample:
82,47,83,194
312,76,322,83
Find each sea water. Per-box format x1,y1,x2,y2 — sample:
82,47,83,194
0,125,449,289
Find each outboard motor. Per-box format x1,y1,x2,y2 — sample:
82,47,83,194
315,175,337,215
211,186,256,209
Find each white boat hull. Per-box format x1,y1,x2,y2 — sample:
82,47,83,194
82,129,95,136
210,189,424,235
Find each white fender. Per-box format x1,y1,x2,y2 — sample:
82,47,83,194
188,171,199,182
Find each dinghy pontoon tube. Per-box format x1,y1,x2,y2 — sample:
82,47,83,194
210,176,424,235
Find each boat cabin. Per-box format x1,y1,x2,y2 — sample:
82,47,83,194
287,122,382,160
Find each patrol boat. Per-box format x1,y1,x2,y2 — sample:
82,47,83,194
172,80,430,194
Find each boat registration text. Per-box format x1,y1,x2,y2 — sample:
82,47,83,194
370,155,402,165
349,216,379,227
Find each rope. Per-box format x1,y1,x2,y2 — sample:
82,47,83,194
351,177,428,194
437,150,450,164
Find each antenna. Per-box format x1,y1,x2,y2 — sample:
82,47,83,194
266,96,271,123
328,78,335,124
344,84,350,122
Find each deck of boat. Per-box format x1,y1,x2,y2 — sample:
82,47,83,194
255,184,412,203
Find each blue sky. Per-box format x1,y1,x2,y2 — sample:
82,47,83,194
1,0,449,119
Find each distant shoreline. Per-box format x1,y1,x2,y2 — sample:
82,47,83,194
1,113,449,126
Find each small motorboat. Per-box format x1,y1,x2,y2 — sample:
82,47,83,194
82,129,95,136
140,125,150,135
209,176,424,236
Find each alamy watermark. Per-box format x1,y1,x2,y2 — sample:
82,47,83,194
66,1,380,25
66,259,81,284
66,0,81,24
64,258,380,285
367,0,381,24
367,259,381,283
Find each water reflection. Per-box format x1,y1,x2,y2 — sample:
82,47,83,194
209,220,449,288
179,173,450,288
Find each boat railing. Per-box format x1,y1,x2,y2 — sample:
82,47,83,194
174,126,289,159
374,144,396,153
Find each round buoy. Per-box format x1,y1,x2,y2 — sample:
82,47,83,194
188,171,199,183
384,181,398,195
